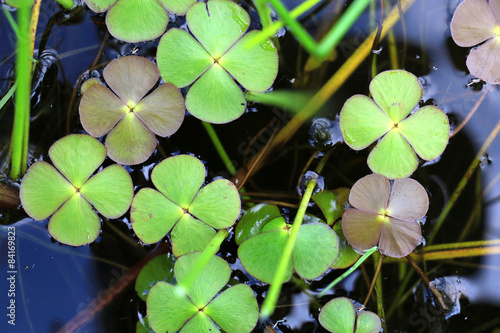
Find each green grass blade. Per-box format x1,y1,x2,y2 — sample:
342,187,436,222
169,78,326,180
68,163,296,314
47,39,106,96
315,0,372,57
249,0,323,47
10,5,32,179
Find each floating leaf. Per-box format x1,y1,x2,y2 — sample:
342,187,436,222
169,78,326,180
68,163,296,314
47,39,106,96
147,253,258,333
84,0,195,42
157,0,278,123
135,253,175,301
79,56,185,165
342,174,427,258
319,297,381,333
238,211,339,283
450,0,500,83
339,70,449,179
131,155,240,257
20,135,133,246
235,204,282,245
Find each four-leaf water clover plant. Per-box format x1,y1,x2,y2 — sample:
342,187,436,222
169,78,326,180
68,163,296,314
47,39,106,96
451,0,500,83
157,0,279,123
19,135,133,246
319,297,381,333
130,154,241,257
236,204,339,284
79,55,185,165
147,252,259,333
82,0,196,42
342,174,428,258
339,70,450,179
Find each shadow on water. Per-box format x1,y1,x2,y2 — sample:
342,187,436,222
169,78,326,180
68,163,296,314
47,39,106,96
1,0,500,332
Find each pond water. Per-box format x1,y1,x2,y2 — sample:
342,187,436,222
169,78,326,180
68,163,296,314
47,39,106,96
1,0,500,332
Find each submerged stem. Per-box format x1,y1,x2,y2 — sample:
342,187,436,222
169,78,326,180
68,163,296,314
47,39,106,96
429,119,500,244
202,122,237,176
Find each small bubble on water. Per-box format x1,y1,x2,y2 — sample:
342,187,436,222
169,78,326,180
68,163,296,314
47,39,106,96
479,154,491,167
298,171,324,196
308,118,342,147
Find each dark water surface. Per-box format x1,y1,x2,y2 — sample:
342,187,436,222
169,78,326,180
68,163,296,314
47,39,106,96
1,0,500,332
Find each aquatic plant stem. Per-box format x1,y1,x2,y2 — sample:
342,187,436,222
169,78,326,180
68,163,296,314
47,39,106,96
234,0,416,184
251,0,322,46
252,0,372,59
10,5,32,179
406,255,448,311
260,150,332,319
363,252,383,307
254,0,273,29
317,246,378,298
176,229,229,296
260,175,316,320
450,85,490,138
428,119,500,244
202,122,237,176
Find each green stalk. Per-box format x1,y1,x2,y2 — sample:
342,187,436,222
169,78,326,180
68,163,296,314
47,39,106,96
314,0,372,57
265,0,318,55
428,119,500,244
260,175,317,319
176,229,229,296
249,0,371,60
10,5,32,179
317,246,378,298
0,83,17,111
249,0,323,47
202,121,237,176
260,149,333,318
254,0,273,29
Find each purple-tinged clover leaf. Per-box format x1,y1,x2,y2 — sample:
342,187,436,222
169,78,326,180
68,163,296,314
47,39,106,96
130,155,240,257
157,0,279,124
342,174,428,258
451,0,500,83
19,135,133,246
79,56,185,165
339,70,450,179
83,0,196,42
319,297,381,333
146,252,258,333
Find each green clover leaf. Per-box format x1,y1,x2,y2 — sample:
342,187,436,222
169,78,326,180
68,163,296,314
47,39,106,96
319,297,381,333
130,154,241,257
339,70,450,179
146,252,258,333
157,0,279,123
83,0,196,42
237,205,339,283
19,135,133,246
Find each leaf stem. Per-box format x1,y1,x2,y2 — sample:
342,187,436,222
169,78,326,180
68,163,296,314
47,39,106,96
202,121,237,176
363,251,383,306
406,255,448,311
317,246,378,298
259,174,316,319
